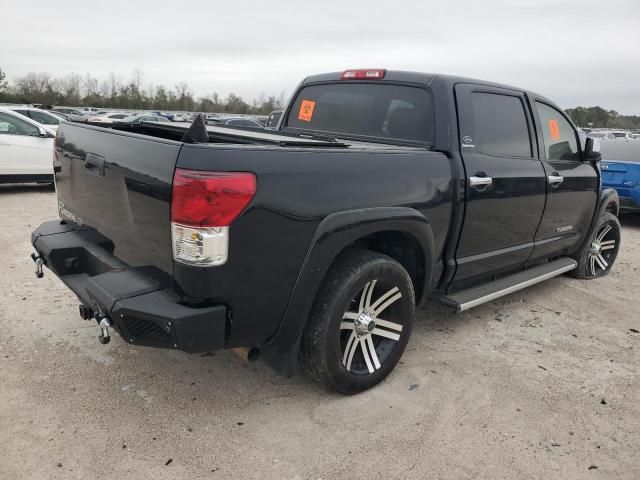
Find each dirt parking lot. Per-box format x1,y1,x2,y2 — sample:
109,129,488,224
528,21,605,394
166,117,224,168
1,184,639,480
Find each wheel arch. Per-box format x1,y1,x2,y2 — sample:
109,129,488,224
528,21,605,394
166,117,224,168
267,207,436,351
575,187,619,255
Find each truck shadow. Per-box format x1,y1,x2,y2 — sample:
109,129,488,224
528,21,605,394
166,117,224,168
619,212,640,229
101,276,567,402
0,183,55,194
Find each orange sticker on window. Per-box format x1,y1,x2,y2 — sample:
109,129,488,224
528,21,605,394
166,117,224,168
298,99,316,122
549,119,561,140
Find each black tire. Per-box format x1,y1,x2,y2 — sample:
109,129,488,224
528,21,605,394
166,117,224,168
572,212,621,279
300,249,415,394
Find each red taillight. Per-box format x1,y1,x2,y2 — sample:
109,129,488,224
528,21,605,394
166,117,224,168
341,69,386,80
171,168,256,227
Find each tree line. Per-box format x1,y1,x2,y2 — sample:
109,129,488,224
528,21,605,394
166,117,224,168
0,67,285,115
1,67,639,127
564,106,640,130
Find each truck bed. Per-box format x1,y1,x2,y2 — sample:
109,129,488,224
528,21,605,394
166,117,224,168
114,119,349,147
53,120,453,346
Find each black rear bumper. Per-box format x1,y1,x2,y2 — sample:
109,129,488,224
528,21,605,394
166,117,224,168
31,220,227,353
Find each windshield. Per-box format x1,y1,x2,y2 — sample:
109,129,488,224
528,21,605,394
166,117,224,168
284,82,434,144
612,132,627,137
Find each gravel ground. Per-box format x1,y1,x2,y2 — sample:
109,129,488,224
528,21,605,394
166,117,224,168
1,183,639,480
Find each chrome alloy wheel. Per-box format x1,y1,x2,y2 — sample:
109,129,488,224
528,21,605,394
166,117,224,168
588,224,617,276
340,280,404,374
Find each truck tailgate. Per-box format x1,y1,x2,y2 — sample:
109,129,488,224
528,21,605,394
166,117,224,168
54,123,181,275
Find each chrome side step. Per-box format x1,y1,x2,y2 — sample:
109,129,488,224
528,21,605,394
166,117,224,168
441,257,577,312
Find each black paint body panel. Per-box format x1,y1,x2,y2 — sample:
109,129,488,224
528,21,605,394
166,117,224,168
174,144,453,346
39,71,608,356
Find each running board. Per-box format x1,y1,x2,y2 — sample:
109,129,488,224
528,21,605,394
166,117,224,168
441,257,577,312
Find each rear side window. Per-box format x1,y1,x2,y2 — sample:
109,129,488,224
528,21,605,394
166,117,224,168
284,83,434,144
535,102,579,161
470,92,532,157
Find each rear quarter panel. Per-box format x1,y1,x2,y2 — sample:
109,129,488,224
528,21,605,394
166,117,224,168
175,144,454,346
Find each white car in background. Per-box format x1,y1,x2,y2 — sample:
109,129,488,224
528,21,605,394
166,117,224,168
85,112,130,124
3,106,66,132
50,107,86,121
588,131,616,140
0,107,56,184
611,130,632,140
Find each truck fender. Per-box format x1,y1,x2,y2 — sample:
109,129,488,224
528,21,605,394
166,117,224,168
576,188,619,254
267,207,436,351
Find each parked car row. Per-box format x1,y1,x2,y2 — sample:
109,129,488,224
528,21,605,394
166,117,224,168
2,104,283,132
0,104,284,184
582,128,640,140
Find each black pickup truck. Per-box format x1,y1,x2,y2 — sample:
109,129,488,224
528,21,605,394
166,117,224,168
31,69,621,393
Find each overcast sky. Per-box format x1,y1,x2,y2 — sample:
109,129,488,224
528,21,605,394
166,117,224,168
2,0,639,113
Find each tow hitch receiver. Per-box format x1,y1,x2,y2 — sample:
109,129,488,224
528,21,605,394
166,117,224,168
98,316,112,345
31,252,44,278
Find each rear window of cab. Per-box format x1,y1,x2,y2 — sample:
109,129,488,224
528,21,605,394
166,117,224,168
284,83,434,144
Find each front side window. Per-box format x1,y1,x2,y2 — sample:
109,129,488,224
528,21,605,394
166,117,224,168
535,102,579,161
0,112,40,136
470,92,532,157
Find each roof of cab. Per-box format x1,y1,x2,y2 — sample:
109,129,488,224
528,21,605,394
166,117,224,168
300,69,552,105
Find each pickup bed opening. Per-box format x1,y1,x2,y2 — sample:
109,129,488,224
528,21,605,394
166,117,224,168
111,120,348,148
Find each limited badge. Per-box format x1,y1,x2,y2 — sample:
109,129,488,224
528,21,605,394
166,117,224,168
298,99,316,122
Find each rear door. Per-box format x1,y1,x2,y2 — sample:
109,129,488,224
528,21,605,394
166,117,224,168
452,84,547,286
528,100,599,262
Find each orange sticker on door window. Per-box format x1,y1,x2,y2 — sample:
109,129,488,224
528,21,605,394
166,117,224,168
298,99,316,122
548,119,561,140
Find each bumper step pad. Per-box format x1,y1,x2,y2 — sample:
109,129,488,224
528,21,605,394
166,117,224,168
32,220,227,353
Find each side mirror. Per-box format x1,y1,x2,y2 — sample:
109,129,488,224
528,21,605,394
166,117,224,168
583,137,601,163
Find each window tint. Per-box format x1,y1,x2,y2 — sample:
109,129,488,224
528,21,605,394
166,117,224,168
285,83,434,143
29,110,60,125
535,102,579,161
470,92,532,157
0,112,40,136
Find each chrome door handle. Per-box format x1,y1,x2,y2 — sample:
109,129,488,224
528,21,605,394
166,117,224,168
548,174,564,186
469,176,493,188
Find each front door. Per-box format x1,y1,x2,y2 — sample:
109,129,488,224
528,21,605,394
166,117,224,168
528,100,599,262
452,84,547,287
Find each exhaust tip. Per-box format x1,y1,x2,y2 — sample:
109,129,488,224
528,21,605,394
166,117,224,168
230,346,261,362
78,304,94,320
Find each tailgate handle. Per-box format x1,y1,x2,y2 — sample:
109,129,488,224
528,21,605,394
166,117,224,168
84,153,105,177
